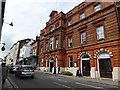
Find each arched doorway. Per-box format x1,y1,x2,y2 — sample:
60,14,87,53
49,57,54,72
81,54,90,76
97,52,112,78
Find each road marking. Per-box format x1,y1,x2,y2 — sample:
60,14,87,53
8,77,20,90
57,79,68,82
75,82,105,89
54,82,76,90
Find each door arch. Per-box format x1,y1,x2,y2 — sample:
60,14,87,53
81,54,90,76
97,52,112,78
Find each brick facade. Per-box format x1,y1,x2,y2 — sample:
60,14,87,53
38,1,120,81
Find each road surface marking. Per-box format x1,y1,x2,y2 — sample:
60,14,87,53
75,82,105,89
57,79,68,82
8,77,20,90
54,82,76,90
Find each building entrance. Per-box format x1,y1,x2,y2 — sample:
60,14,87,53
82,60,90,76
81,54,90,76
50,57,54,72
99,58,112,78
98,52,112,78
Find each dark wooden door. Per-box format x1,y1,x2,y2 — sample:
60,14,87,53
82,60,90,76
50,62,53,72
99,58,112,78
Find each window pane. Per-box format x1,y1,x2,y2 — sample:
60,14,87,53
69,56,73,67
94,4,101,12
96,26,104,40
80,13,85,19
68,37,72,47
81,32,86,43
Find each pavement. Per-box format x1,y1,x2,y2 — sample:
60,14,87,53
35,70,120,87
2,78,13,90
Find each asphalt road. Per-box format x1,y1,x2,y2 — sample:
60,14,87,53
8,71,119,90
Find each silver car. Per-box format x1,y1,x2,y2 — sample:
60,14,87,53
15,65,34,78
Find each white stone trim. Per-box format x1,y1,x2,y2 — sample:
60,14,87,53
65,67,79,76
113,67,120,81
90,67,96,78
94,48,113,58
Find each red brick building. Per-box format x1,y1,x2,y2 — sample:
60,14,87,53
39,1,120,81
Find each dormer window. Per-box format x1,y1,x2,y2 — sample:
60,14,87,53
68,19,72,26
80,13,85,20
50,25,54,32
94,4,101,12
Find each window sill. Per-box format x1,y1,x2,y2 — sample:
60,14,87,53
97,38,105,41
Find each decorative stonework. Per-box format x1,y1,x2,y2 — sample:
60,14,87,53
78,52,92,60
94,48,113,58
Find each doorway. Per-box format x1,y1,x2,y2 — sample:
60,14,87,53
97,52,112,78
50,62,53,72
50,57,54,72
99,58,112,78
82,60,90,76
81,54,90,76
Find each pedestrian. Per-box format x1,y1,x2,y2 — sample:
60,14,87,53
76,68,82,77
2,63,8,84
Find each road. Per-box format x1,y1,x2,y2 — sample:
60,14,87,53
8,71,118,90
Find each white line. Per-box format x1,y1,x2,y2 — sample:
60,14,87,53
54,82,76,90
57,79,68,82
75,82,104,89
8,77,20,90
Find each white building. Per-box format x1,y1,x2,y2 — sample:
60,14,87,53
6,42,19,65
19,39,34,61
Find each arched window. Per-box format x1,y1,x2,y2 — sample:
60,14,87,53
81,54,90,60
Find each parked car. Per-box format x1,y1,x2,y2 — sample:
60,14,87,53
15,65,34,78
9,65,19,73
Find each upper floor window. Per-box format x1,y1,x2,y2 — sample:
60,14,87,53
80,13,85,20
40,47,43,53
55,39,59,49
81,32,86,43
96,26,105,40
46,42,48,51
50,37,54,50
94,4,101,12
68,36,72,47
50,25,54,32
68,56,73,67
68,19,72,26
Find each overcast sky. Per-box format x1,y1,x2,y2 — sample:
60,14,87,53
0,0,84,58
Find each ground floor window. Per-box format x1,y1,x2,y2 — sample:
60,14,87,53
69,56,73,67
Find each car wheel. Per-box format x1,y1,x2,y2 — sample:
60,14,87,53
31,76,34,78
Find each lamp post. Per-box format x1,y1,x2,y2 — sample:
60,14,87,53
5,22,13,26
0,43,5,51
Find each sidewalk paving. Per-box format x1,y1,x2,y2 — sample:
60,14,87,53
2,78,13,89
35,70,120,87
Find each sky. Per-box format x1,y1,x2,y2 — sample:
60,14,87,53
0,0,84,58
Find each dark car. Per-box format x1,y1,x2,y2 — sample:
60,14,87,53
15,65,34,78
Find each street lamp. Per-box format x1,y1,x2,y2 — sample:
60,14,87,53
0,43,5,51
5,22,13,26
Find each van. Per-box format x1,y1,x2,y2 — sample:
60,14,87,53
15,65,34,78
